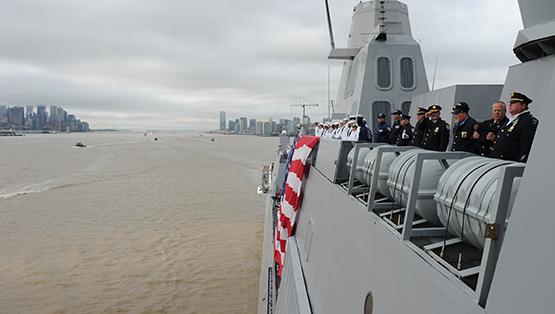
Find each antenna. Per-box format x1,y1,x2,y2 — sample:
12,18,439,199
291,103,319,120
324,0,335,49
376,1,387,41
431,57,439,91
328,63,331,119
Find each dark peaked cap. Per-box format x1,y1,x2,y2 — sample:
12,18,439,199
510,92,532,104
428,105,442,112
451,102,470,114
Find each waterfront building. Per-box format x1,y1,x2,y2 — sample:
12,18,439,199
25,105,34,120
249,119,257,134
239,117,248,134
263,121,272,136
219,111,226,131
37,105,47,129
234,118,240,134
49,105,57,126
7,107,24,128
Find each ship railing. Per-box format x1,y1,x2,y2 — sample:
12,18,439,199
357,149,525,307
364,145,417,211
418,164,524,307
397,151,473,240
333,140,355,184
344,142,384,196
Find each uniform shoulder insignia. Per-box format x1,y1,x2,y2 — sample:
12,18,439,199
532,118,538,125
387,127,391,131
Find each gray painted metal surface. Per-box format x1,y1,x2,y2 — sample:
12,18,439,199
333,1,429,130
257,194,277,314
518,0,555,28
435,157,523,249
410,85,503,128
480,4,555,309
360,144,397,198
500,55,555,118
258,1,555,313
312,138,343,182
275,238,312,314
293,166,485,314
386,149,456,225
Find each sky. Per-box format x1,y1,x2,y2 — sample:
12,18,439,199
0,0,523,130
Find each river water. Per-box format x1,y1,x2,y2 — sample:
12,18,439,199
0,132,277,313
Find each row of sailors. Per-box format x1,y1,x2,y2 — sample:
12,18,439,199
315,92,539,163
315,115,371,142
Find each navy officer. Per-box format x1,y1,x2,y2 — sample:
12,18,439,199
490,92,539,162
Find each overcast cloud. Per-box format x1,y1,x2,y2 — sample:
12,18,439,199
0,0,523,129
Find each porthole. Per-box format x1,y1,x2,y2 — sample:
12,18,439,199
364,291,374,314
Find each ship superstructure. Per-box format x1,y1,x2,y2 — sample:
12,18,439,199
258,1,555,313
332,1,429,128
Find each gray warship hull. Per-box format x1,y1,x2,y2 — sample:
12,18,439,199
257,1,555,313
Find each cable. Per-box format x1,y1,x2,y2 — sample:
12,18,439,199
440,161,488,258
457,162,512,270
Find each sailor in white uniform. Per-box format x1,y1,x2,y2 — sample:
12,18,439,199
336,118,349,140
345,121,359,141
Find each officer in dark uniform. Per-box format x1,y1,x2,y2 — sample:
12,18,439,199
395,114,413,146
474,102,509,157
389,110,402,143
410,107,428,147
421,105,450,151
374,113,391,143
450,102,479,153
357,115,372,142
490,92,539,162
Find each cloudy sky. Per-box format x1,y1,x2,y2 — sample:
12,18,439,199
0,0,523,130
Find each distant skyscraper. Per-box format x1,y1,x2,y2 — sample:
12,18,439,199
249,119,256,134
50,105,57,125
25,105,34,120
263,121,272,135
7,107,25,128
55,107,67,131
37,105,47,129
219,111,226,131
228,120,236,132
234,118,240,134
239,117,248,134
0,105,7,126
256,121,263,135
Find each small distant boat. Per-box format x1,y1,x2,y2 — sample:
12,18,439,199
75,141,87,148
210,138,215,142
154,137,158,141
144,132,147,136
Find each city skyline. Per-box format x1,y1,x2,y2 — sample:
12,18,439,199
221,110,303,136
0,1,523,130
0,104,90,132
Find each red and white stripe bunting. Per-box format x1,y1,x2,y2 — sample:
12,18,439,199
274,136,319,277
